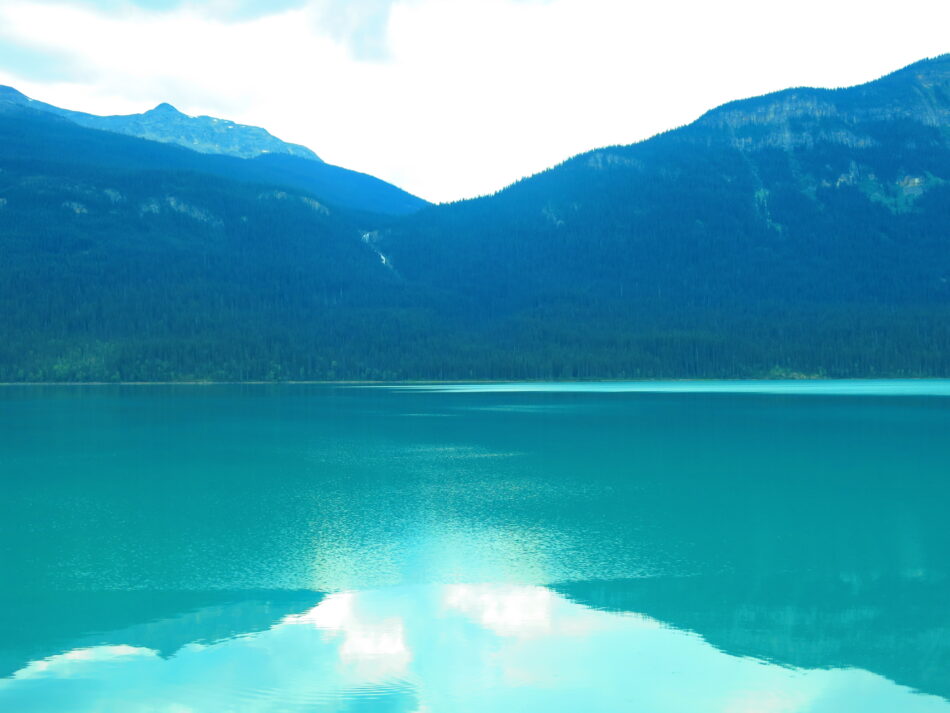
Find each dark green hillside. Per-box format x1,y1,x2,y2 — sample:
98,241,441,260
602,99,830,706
0,109,441,381
379,55,950,378
1,56,948,381
0,92,428,217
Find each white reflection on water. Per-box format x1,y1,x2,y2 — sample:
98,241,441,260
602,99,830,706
286,592,411,684
3,584,948,713
13,645,154,679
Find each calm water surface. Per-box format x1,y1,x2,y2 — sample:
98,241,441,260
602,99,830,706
1,381,948,711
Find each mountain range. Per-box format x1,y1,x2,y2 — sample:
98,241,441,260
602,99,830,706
0,55,947,381
0,86,427,216
0,85,321,161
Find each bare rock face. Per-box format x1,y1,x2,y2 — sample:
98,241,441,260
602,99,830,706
87,103,322,162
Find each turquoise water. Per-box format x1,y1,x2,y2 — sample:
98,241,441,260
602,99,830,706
1,381,949,711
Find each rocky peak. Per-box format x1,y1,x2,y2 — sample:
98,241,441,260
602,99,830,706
0,86,322,162
149,102,183,116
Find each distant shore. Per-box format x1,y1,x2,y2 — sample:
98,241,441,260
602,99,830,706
1,377,947,387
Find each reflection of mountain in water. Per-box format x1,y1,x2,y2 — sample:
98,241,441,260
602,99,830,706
0,590,324,679
5,583,946,713
553,574,950,701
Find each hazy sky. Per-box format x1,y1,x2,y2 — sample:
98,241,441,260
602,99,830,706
0,0,947,202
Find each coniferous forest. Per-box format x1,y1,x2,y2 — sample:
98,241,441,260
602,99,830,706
0,56,948,381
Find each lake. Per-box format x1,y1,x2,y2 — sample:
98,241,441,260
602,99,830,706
1,381,949,712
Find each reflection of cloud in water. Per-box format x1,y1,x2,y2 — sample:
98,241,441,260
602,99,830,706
13,645,157,680
443,584,556,637
286,592,411,683
3,584,947,713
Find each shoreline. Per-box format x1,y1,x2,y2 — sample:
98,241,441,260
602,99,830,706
1,377,949,387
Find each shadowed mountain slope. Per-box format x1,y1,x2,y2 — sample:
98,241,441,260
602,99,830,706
378,54,950,378
0,88,428,216
0,56,948,380
0,107,442,381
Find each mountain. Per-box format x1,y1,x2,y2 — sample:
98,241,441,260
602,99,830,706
0,56,947,381
378,54,950,378
0,105,435,381
0,87,427,216
0,85,320,161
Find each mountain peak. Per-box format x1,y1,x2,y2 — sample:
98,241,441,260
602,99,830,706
1,87,323,163
150,102,182,115
0,85,31,106
0,85,27,98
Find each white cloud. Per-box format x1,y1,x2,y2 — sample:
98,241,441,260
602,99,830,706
0,0,947,202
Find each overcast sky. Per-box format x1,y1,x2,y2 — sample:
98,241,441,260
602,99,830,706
0,0,947,202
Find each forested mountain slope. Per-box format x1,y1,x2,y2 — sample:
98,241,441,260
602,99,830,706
379,55,950,377
0,107,435,381
0,89,428,216
0,56,947,381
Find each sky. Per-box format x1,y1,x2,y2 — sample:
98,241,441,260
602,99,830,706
0,0,947,203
